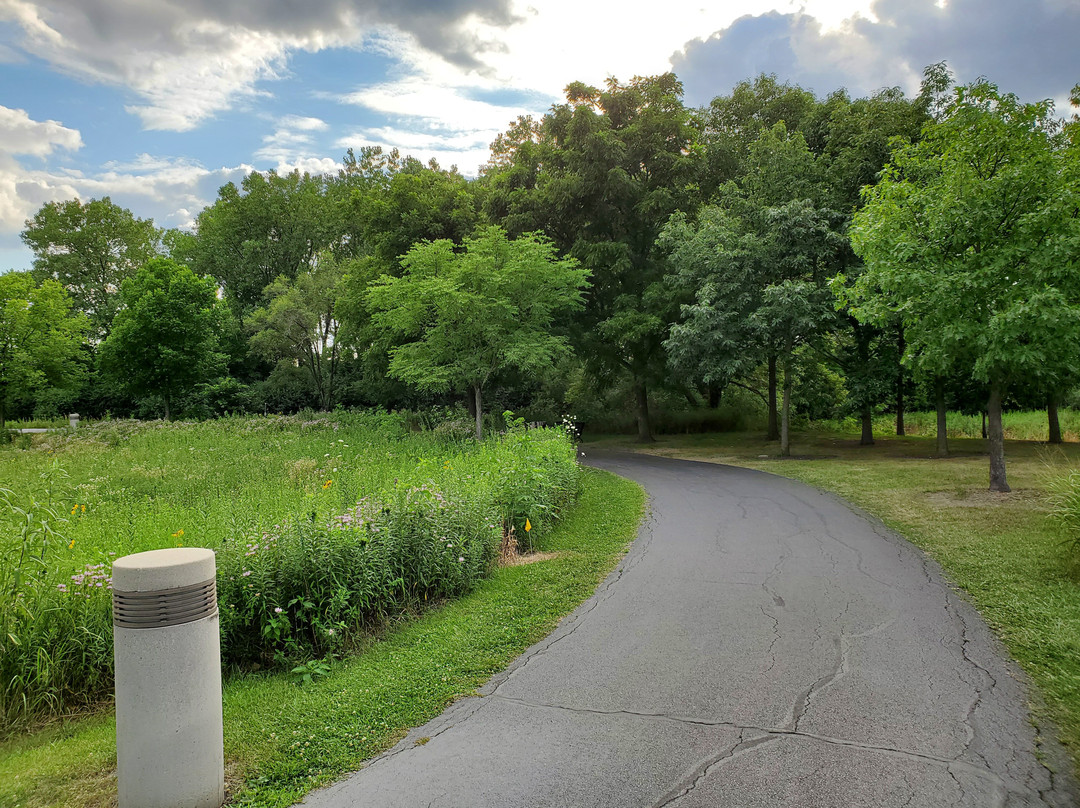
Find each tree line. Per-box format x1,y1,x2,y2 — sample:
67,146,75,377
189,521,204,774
5,64,1079,489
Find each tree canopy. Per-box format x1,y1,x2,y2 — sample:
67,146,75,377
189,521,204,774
366,226,590,439
0,272,88,427
848,78,1080,490
22,197,161,340
98,258,233,419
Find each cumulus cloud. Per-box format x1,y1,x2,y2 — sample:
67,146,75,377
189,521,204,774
0,105,250,241
0,0,520,131
0,104,83,230
254,115,332,168
673,0,1080,107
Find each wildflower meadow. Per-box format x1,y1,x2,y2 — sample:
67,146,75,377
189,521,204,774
0,412,581,731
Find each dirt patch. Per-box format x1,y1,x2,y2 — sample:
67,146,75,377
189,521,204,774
501,550,562,567
924,489,1042,507
498,529,561,566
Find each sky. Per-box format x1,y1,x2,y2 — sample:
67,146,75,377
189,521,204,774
1,0,1078,271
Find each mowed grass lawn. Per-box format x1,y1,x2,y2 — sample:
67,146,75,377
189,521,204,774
0,467,645,808
590,427,1080,778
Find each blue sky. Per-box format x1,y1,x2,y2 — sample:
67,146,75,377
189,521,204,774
2,0,1078,272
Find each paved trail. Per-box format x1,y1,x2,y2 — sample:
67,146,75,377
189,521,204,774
301,452,1077,807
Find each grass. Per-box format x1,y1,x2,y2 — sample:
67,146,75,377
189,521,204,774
0,413,582,726
0,467,645,808
591,424,1080,777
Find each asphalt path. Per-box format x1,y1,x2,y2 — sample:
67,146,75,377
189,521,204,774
300,451,1078,807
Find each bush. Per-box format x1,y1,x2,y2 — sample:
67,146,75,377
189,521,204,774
0,414,581,728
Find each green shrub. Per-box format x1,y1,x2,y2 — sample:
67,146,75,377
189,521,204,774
0,414,581,729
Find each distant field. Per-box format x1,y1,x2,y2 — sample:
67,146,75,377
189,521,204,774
816,407,1079,442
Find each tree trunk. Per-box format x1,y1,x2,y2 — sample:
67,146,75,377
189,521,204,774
634,379,654,443
860,405,874,446
465,388,477,422
987,378,1010,492
708,382,722,409
981,411,987,439
935,376,949,457
896,324,905,436
780,361,792,457
163,393,171,421
473,384,483,441
1048,393,1063,444
767,354,779,441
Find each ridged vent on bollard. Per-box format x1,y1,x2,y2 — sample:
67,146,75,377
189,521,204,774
112,548,224,808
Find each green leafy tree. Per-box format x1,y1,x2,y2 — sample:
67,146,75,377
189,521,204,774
248,256,347,411
342,152,478,272
98,258,232,419
0,273,88,427
482,74,700,441
21,197,161,340
848,78,1080,491
367,226,590,439
190,171,338,318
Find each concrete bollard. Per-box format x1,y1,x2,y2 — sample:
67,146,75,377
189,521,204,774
68,413,79,430
112,548,224,808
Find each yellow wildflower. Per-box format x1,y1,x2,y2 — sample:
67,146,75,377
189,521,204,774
323,479,333,489
71,504,78,515
68,539,75,549
172,529,184,538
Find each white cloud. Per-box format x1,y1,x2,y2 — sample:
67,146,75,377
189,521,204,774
0,106,250,239
254,116,334,169
0,104,82,157
0,0,520,132
0,105,83,231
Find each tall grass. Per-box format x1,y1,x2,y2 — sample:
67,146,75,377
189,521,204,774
0,412,581,731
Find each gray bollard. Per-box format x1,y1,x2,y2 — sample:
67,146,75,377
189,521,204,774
68,413,79,430
112,548,224,808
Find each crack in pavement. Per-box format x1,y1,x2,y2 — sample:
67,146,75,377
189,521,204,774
487,694,1018,801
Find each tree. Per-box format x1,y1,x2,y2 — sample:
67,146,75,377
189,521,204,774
22,197,161,340
98,258,232,419
189,171,338,318
848,78,1080,491
342,153,478,272
0,273,88,427
482,74,700,441
248,256,346,411
366,226,590,440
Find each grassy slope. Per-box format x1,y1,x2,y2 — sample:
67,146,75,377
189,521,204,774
0,468,644,808
593,429,1080,776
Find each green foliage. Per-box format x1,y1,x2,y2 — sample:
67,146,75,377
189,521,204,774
248,256,346,410
367,226,589,437
0,273,88,428
1046,469,1080,557
189,171,339,317
342,150,478,272
848,76,1080,486
98,258,233,419
0,462,114,728
0,413,580,728
0,469,643,808
21,197,162,340
482,73,701,439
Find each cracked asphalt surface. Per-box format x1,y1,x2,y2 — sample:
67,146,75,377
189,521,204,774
299,452,1078,807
